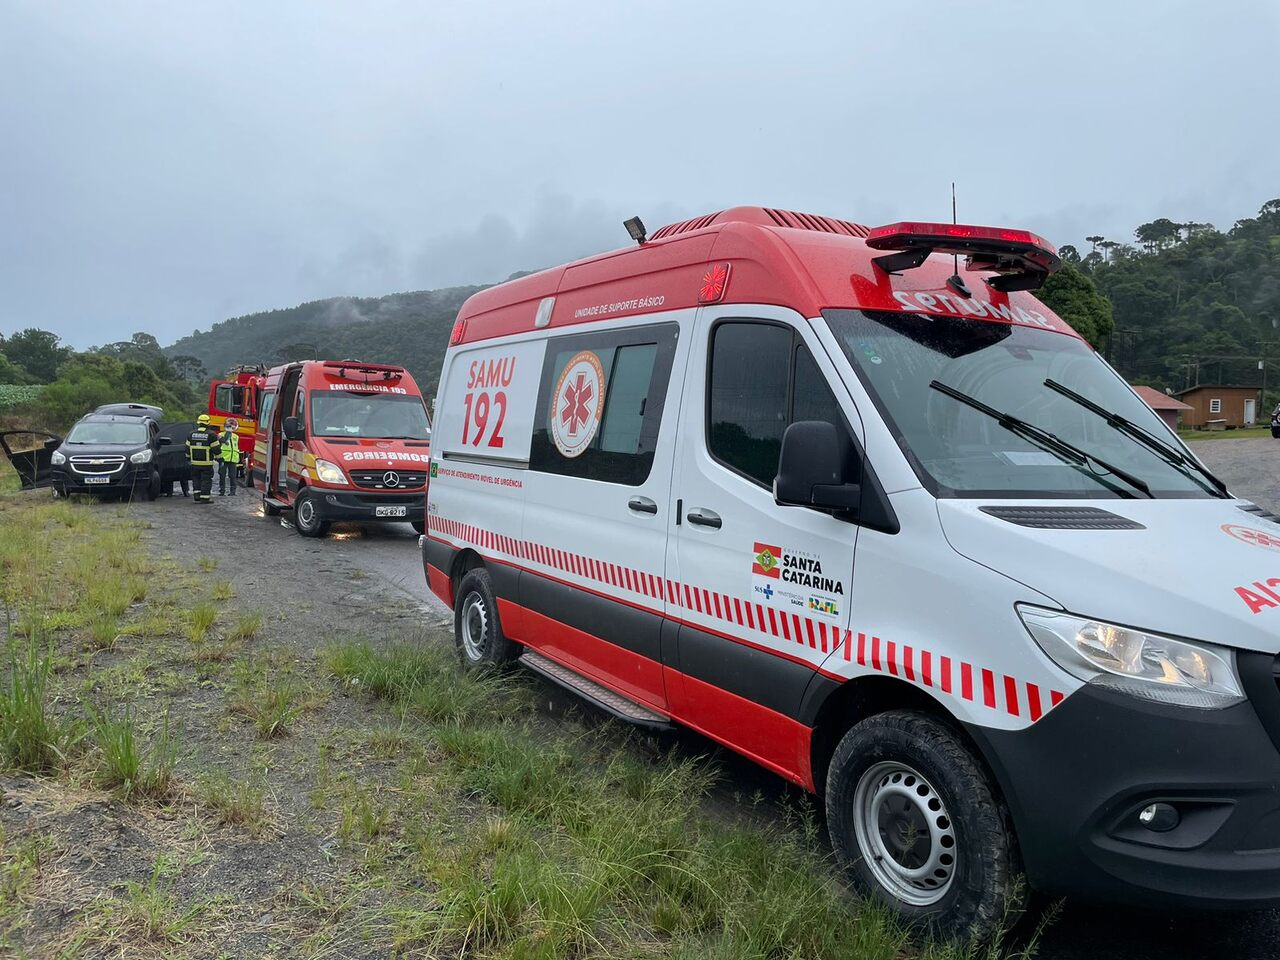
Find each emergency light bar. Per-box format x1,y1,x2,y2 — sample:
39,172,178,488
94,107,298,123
322,360,404,381
866,221,1061,292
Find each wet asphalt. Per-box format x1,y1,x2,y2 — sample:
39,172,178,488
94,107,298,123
170,440,1280,958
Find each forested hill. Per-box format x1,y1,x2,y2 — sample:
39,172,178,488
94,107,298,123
164,285,488,393
1071,199,1280,391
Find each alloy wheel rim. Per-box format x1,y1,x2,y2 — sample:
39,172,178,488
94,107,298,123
852,760,957,906
460,592,488,661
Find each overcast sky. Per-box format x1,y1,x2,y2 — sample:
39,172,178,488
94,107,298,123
2,1,1277,348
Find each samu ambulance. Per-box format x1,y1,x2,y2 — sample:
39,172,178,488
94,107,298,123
252,359,431,537
422,206,1280,937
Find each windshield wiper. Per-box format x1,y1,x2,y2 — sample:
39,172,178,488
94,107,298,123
1044,378,1229,498
929,380,1154,498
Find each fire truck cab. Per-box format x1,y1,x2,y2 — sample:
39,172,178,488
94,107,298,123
253,359,431,537
206,364,266,473
424,206,1280,937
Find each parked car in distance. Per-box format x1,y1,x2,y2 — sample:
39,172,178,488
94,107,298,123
49,406,171,500
1270,402,1280,438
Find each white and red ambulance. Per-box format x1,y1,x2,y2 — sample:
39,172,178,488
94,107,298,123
253,359,431,537
422,207,1280,936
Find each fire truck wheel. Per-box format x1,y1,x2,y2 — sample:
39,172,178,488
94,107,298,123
293,491,330,538
453,568,516,670
825,710,1023,941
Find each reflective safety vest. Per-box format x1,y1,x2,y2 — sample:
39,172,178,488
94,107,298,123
217,431,241,465
187,428,217,467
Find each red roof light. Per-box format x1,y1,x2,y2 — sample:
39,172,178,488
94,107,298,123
866,221,1055,253
866,221,1061,291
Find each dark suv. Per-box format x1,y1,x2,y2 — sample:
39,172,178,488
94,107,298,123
49,404,170,500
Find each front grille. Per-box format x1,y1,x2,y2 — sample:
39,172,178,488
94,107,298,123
979,506,1145,530
69,455,125,476
1237,651,1280,754
350,470,426,490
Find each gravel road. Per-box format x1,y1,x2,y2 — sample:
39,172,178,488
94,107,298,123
158,445,1280,959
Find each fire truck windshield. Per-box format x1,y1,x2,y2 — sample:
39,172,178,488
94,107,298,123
824,308,1217,499
309,392,430,440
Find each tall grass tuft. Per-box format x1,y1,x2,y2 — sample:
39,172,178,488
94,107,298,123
0,640,77,773
88,704,179,800
186,602,217,644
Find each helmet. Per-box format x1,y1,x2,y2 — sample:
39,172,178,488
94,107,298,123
197,414,211,425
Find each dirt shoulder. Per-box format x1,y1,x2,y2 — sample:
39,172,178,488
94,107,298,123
0,488,941,960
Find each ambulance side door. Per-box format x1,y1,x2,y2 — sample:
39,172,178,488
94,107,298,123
666,307,862,781
517,318,686,710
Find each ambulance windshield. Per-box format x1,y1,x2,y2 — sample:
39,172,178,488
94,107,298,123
824,309,1218,499
309,392,431,440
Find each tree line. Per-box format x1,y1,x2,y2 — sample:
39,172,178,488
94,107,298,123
0,330,203,430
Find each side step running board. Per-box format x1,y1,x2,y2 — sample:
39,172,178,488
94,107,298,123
519,650,672,730
263,497,289,510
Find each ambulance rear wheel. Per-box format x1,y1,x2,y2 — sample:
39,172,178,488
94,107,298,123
826,710,1023,941
293,491,330,538
453,568,516,670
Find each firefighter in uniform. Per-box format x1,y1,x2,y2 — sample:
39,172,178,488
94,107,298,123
217,417,241,496
186,414,218,504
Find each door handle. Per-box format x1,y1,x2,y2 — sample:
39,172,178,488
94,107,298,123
627,496,658,515
686,508,722,529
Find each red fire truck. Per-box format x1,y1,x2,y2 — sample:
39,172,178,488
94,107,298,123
205,364,266,470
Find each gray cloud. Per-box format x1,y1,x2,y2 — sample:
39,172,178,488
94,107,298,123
1,0,1277,347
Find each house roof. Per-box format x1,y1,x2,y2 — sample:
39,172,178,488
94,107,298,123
1131,385,1192,411
1173,384,1262,398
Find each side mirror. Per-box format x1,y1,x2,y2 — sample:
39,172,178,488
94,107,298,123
283,416,305,441
44,437,61,449
157,436,172,446
774,421,861,513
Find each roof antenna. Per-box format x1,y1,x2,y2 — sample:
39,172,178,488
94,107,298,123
946,182,972,298
623,216,647,246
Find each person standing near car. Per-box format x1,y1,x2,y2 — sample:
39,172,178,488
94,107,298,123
186,414,218,504
217,417,241,496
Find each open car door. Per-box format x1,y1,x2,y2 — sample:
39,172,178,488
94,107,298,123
0,430,60,490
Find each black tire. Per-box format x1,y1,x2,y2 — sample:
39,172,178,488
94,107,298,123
262,493,282,517
293,490,330,537
453,568,517,670
826,710,1023,941
411,520,426,535
1272,426,1280,439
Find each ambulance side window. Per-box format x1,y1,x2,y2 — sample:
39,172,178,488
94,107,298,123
258,392,277,431
708,320,850,487
529,323,679,485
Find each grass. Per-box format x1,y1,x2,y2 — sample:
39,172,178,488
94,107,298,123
229,664,310,740
87,704,179,800
193,769,269,835
0,639,79,774
1180,425,1274,441
228,611,263,643
210,580,234,601
321,640,1019,960
185,601,217,644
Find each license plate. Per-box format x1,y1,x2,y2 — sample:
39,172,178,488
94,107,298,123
85,476,111,484
375,505,407,518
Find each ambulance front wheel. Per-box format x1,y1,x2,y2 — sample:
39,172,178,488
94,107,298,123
453,568,516,670
293,490,330,538
825,710,1024,941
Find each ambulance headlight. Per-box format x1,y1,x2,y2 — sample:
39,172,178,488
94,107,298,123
313,459,348,485
129,448,153,464
50,450,66,465
1018,606,1243,709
